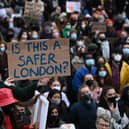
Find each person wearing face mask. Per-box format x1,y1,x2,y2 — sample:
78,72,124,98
69,84,97,129
118,86,129,129
105,49,129,93
43,77,70,107
46,104,65,129
114,31,128,51
98,86,129,129
72,53,97,93
76,19,89,37
84,74,102,104
52,29,60,39
31,31,39,40
96,56,106,67
70,32,77,41
62,23,72,38
18,30,29,41
70,38,86,60
70,29,78,47
0,43,8,80
84,74,94,88
47,89,69,122
122,43,129,64
97,33,110,61
96,65,112,88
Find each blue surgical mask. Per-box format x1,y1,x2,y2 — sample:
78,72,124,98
32,34,38,39
98,71,107,77
123,48,129,55
0,47,5,52
98,18,104,23
71,33,77,41
85,59,95,66
65,25,71,29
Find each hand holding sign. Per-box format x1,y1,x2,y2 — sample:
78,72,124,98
4,77,16,86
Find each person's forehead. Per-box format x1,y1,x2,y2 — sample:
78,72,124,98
52,80,60,84
0,44,5,47
81,87,90,93
99,67,105,70
123,44,129,48
98,118,109,125
98,57,104,62
85,74,93,79
57,7,61,10
106,89,116,95
85,54,93,58
52,108,58,112
52,93,61,97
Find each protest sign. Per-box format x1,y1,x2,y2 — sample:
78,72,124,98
32,91,49,129
91,22,106,32
7,38,71,80
66,1,81,13
24,0,44,20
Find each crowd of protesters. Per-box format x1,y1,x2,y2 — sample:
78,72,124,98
1,0,129,129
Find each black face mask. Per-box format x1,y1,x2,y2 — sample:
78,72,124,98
86,80,94,87
124,27,129,33
81,94,93,108
107,96,116,103
48,115,59,127
81,94,92,104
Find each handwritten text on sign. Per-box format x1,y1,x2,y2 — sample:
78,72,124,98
7,39,71,80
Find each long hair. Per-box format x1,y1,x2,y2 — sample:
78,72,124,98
99,86,116,109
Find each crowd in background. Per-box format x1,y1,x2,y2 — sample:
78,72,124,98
1,0,129,129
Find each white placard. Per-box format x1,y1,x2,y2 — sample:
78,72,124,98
32,91,49,129
66,1,81,13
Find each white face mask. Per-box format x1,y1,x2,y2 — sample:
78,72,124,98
52,86,61,91
81,24,86,29
114,54,122,62
76,41,84,47
52,99,61,105
21,35,27,39
52,32,60,38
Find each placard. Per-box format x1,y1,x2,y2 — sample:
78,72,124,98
24,0,44,19
66,1,81,13
91,22,106,32
32,91,49,129
7,38,71,80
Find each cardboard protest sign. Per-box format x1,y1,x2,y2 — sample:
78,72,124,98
91,22,106,32
66,1,81,13
24,0,44,20
7,38,71,80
